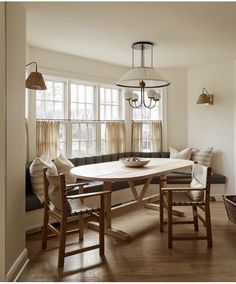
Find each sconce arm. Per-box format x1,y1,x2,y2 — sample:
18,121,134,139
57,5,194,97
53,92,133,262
202,88,210,95
25,62,38,72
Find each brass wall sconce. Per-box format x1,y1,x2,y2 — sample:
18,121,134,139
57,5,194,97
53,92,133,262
196,88,214,105
25,61,47,90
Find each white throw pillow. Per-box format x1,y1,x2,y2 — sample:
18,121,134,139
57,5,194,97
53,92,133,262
169,146,192,160
30,157,58,203
54,154,76,184
191,147,213,167
169,146,192,173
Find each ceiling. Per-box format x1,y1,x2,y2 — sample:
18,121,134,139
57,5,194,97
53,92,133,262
23,2,236,68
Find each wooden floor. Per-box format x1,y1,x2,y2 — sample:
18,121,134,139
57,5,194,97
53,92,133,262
19,201,236,282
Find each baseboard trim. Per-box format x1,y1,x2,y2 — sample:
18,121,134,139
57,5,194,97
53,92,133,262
6,248,29,282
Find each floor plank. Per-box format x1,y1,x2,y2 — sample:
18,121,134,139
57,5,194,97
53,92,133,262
18,201,236,282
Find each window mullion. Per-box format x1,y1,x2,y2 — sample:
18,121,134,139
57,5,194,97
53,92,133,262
96,85,101,155
67,80,72,157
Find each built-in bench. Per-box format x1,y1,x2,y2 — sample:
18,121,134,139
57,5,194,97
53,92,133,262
26,152,226,212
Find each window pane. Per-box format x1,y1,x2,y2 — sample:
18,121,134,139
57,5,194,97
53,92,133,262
78,104,85,119
100,105,104,120
72,124,79,141
105,105,111,120
86,86,94,103
112,90,119,104
55,102,64,118
70,82,95,122
80,124,87,139
112,106,118,120
71,84,77,102
88,124,95,139
36,80,65,120
105,89,111,103
80,141,87,156
37,91,44,100
71,102,78,119
86,104,94,119
36,100,44,118
100,88,105,103
87,141,95,156
101,140,106,154
55,82,64,101
45,81,54,100
78,85,85,102
72,142,79,157
45,101,54,118
59,123,66,140
59,142,66,156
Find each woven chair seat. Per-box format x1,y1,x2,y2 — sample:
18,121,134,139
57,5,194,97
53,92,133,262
49,200,100,217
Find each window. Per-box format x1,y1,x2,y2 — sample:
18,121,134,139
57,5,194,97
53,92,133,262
132,90,162,152
100,87,123,154
36,77,123,157
70,84,95,120
100,87,120,120
36,80,65,119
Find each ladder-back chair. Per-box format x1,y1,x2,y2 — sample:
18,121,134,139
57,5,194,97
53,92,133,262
159,163,213,248
42,168,111,269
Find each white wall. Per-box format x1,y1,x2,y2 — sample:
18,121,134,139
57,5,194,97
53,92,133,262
0,3,6,281
5,2,27,278
160,68,188,150
234,61,236,192
188,61,235,194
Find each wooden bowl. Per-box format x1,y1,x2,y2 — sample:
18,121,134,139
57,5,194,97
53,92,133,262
119,157,150,168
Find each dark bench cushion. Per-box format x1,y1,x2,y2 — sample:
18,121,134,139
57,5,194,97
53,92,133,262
25,152,226,211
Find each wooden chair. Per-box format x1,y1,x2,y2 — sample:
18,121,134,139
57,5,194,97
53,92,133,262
159,163,213,248
41,168,111,269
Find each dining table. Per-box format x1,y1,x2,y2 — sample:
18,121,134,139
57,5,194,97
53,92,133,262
70,158,193,240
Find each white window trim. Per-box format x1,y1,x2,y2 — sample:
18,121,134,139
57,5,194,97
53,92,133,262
30,69,168,159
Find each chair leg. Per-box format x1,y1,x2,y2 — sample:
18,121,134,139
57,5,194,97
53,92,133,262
42,206,49,249
99,194,105,256
58,217,67,269
79,215,84,242
167,191,173,249
205,204,213,248
192,204,199,231
159,184,164,232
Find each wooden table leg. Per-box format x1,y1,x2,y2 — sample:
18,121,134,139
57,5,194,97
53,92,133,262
87,181,130,240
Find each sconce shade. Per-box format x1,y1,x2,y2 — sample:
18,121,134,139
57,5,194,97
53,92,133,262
196,93,210,104
26,71,47,90
196,88,214,105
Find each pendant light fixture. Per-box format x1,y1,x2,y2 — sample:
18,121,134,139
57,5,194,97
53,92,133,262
116,41,170,109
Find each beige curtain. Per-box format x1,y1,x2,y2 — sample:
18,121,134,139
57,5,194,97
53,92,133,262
151,121,162,152
36,120,60,159
105,122,125,154
132,122,143,152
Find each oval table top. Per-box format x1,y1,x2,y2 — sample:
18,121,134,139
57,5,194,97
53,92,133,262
70,158,193,182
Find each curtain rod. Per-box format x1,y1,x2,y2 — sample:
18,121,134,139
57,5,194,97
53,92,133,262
36,119,125,123
131,120,161,123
